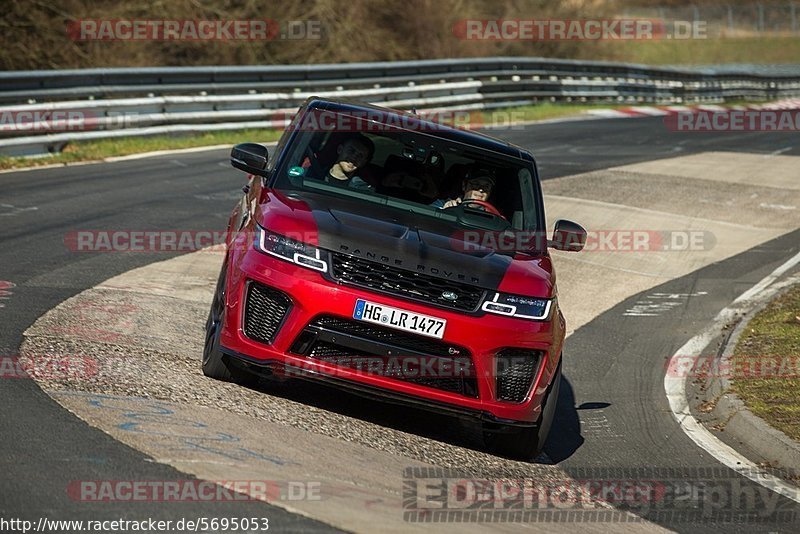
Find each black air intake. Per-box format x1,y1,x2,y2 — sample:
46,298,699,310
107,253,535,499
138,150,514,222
243,282,292,344
496,349,542,402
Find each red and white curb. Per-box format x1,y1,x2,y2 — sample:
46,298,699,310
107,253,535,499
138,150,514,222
587,98,800,119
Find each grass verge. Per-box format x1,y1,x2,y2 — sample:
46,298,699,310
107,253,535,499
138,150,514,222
589,36,800,66
476,102,626,123
0,129,285,171
731,284,800,441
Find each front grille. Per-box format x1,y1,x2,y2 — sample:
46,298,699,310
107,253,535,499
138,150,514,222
330,252,485,312
243,282,292,344
496,349,542,403
291,315,478,397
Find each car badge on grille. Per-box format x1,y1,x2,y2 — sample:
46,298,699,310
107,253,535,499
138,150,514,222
441,291,458,301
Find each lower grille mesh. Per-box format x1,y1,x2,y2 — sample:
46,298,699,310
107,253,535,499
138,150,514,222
496,349,541,402
243,282,291,344
292,315,478,397
309,342,471,395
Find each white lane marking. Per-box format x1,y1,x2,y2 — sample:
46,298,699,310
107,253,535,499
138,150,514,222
0,203,38,216
737,251,800,303
759,202,797,211
580,412,624,439
665,250,800,504
624,301,682,317
103,143,272,162
765,146,792,157
623,292,707,317
169,159,188,167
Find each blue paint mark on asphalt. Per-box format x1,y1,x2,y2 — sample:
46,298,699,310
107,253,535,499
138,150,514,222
58,391,298,466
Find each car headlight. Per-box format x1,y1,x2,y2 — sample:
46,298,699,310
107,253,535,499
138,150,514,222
481,292,552,320
254,225,328,273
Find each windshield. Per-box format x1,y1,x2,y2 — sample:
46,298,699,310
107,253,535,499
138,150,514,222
272,109,540,233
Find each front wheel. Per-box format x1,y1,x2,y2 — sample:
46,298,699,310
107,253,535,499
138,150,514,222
483,358,562,460
202,262,257,386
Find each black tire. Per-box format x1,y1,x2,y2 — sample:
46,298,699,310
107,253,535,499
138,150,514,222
202,262,258,386
484,358,562,460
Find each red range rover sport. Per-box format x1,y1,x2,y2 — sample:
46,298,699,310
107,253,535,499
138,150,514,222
202,98,585,459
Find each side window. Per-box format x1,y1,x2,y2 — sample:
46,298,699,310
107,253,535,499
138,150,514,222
267,105,306,173
517,168,537,232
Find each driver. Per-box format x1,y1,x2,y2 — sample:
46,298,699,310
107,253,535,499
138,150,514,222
432,173,496,210
325,134,375,190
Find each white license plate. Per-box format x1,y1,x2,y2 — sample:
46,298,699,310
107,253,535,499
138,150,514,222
353,299,446,339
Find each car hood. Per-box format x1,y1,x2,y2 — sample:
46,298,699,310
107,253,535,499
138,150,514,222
257,189,555,297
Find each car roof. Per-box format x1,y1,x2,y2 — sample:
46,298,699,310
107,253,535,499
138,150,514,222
304,97,534,163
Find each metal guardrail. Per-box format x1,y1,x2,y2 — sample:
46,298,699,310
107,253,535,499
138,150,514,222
1,57,799,156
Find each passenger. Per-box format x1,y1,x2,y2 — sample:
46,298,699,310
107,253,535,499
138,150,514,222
325,134,375,190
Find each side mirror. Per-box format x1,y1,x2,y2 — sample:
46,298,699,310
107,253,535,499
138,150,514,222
231,143,269,176
549,219,586,252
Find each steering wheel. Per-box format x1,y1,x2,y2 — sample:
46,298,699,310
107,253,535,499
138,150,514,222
459,199,507,220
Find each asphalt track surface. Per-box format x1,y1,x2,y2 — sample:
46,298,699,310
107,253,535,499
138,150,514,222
1,116,798,530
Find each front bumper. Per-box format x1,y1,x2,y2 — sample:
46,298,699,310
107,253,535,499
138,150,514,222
219,247,564,424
